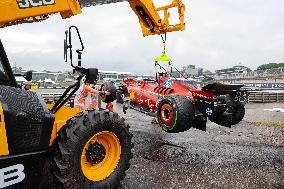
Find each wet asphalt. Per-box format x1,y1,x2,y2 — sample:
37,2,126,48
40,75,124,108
115,103,284,189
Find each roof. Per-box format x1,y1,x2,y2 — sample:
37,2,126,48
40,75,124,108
15,76,27,82
98,70,134,75
44,78,56,84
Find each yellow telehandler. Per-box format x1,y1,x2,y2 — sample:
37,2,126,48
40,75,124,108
0,0,185,188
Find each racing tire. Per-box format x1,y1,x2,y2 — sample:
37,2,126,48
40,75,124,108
157,95,195,133
53,109,133,189
209,95,245,127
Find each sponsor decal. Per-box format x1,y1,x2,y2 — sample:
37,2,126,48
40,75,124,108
243,83,284,89
192,92,212,100
205,107,213,116
0,164,25,188
17,0,55,9
129,91,135,100
163,79,173,88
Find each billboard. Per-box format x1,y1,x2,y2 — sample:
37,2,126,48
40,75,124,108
242,83,284,89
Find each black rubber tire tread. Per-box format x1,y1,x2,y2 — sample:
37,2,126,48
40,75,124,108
53,109,133,189
157,95,195,133
209,95,245,127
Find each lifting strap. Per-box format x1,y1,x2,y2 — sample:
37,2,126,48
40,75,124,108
155,33,172,63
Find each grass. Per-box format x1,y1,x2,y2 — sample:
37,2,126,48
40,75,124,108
255,122,284,128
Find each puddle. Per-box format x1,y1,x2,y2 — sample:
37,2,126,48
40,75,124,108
139,142,185,162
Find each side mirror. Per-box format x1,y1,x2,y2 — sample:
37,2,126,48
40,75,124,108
24,71,32,81
64,31,68,62
64,26,84,68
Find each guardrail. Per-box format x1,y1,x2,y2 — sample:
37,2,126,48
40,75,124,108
248,91,284,103
40,93,76,104
40,91,284,104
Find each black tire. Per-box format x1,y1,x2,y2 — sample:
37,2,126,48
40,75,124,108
209,95,245,127
53,109,133,189
157,95,195,133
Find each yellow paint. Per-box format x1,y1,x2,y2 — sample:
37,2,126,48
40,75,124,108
0,0,185,37
48,104,81,146
130,91,135,100
129,0,185,36
80,131,121,182
0,0,81,27
30,82,39,90
0,104,9,156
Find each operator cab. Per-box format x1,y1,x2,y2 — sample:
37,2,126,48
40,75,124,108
0,40,17,87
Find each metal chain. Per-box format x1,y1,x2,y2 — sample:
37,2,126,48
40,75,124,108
160,33,167,53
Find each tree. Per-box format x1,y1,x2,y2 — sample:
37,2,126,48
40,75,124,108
257,63,284,70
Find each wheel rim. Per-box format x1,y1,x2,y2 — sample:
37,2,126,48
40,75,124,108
81,131,121,182
160,104,174,126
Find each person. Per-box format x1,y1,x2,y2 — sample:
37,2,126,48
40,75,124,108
74,79,100,110
23,81,32,91
74,79,114,111
101,81,115,112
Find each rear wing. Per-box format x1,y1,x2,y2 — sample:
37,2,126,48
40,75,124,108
202,83,244,94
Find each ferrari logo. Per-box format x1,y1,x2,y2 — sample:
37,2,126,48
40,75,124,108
129,91,135,100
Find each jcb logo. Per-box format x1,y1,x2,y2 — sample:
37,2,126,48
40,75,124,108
17,0,55,9
0,164,25,188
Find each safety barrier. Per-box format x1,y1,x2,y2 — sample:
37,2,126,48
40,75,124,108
39,91,284,104
248,91,284,103
40,93,75,104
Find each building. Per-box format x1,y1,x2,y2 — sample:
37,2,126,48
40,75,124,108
12,66,136,86
171,71,182,78
181,65,203,77
215,63,251,78
32,71,65,82
97,70,135,81
15,76,27,85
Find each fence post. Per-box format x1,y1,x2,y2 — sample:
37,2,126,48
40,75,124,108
255,92,257,103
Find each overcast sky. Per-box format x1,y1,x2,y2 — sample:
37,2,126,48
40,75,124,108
0,0,283,75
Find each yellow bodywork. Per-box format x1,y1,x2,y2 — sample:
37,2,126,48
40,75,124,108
0,104,9,156
0,0,185,37
0,0,82,27
0,103,81,155
47,104,81,146
130,0,185,36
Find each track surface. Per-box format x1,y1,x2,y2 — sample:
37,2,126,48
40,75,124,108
116,103,284,189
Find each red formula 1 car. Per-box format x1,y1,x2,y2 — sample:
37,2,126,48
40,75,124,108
121,75,247,133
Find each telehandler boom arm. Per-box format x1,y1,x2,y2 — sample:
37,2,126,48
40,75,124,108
0,0,185,36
